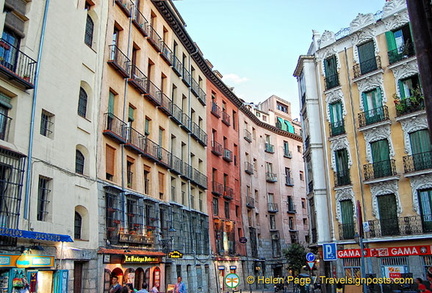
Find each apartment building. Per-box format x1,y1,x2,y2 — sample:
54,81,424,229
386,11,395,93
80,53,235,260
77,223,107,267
97,0,209,292
295,0,432,291
239,96,305,289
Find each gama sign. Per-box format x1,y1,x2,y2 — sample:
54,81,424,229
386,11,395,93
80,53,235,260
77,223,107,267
337,245,432,258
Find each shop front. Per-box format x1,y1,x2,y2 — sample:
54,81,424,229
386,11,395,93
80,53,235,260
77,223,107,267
99,248,165,292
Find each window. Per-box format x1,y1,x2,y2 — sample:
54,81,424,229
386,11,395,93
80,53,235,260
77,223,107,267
212,198,218,216
0,30,20,71
0,101,11,141
335,149,350,186
144,166,150,194
127,160,134,188
329,101,344,132
377,194,399,236
145,117,151,136
106,145,115,180
84,14,94,47
276,102,288,113
224,201,230,219
409,129,432,171
299,171,304,181
75,150,85,174
362,88,384,125
74,212,82,239
40,110,54,138
418,189,432,232
297,145,301,153
357,40,377,75
37,176,51,221
370,139,391,178
269,215,276,230
324,55,339,89
340,200,354,239
386,23,414,63
283,141,290,157
398,74,421,99
78,87,88,118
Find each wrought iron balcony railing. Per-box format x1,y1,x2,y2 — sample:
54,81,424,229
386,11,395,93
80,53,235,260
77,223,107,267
0,38,37,89
128,64,148,94
283,150,292,158
222,111,231,126
245,162,253,174
287,203,296,214
246,196,255,208
358,105,389,127
171,104,183,125
211,141,223,156
388,43,415,64
158,92,173,116
211,102,221,118
145,79,162,106
103,113,127,143
212,181,224,196
108,44,130,77
191,121,207,146
223,148,233,162
114,0,133,16
192,168,207,189
338,223,355,240
160,41,173,65
132,8,149,36
267,203,279,213
266,172,277,183
146,24,162,52
181,113,192,132
182,66,191,86
368,214,432,237
244,129,252,142
265,143,274,153
334,171,351,187
403,151,432,173
198,88,206,106
172,55,182,76
353,56,381,78
325,73,340,90
285,175,294,186
223,186,234,200
191,78,199,97
395,96,425,117
329,120,345,136
363,159,397,181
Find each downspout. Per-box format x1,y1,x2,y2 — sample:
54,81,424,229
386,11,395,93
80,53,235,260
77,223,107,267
24,0,50,224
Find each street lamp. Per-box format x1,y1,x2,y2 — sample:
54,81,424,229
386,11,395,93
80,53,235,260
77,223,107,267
354,233,367,293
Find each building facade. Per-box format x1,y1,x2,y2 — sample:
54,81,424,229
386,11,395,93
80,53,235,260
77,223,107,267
295,0,432,291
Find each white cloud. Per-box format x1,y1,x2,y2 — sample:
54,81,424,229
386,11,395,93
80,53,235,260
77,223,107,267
222,73,249,84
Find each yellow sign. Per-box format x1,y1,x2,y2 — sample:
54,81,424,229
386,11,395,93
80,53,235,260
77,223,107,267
123,255,160,263
168,250,183,258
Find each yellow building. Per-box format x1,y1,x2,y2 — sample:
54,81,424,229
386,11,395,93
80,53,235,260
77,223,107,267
295,0,431,291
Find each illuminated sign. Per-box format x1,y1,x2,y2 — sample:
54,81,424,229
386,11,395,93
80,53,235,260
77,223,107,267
123,255,160,264
16,255,54,268
168,250,183,259
337,245,432,258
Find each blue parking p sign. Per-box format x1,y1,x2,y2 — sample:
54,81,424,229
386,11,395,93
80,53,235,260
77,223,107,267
323,243,337,261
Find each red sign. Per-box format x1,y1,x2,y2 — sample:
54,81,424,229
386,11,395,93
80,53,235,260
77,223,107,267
337,245,432,258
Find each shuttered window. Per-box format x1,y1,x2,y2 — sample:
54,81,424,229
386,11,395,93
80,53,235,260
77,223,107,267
106,145,115,177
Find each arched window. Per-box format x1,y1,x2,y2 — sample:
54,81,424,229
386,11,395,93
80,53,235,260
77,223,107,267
76,150,85,174
84,15,94,47
78,87,88,118
74,212,82,239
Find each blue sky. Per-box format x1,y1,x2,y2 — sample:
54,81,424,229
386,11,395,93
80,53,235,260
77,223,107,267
174,0,388,118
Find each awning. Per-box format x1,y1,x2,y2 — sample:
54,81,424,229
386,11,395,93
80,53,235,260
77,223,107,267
0,228,73,242
98,247,165,257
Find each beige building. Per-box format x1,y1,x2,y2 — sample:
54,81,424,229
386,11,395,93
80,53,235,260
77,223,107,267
295,0,432,291
239,95,306,288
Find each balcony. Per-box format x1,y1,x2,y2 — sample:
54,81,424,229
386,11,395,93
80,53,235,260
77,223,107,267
146,24,162,52
198,88,206,106
244,130,252,143
182,66,191,87
388,43,415,64
0,39,37,89
266,172,277,183
172,56,182,77
128,65,148,94
403,151,432,173
114,0,133,17
108,44,130,77
334,171,351,187
353,56,381,78
211,102,221,118
246,196,255,208
191,122,207,146
223,149,233,162
222,111,231,126
125,126,146,154
325,73,340,90
363,159,397,181
170,155,182,175
171,104,183,125
287,203,296,214
358,106,389,128
265,143,274,153
160,41,173,65
267,203,279,213
211,141,223,156
283,150,292,158
181,113,192,132
395,95,425,117
158,92,173,116
368,214,432,238
192,168,207,189
212,181,224,196
103,113,127,143
132,9,149,37
223,186,234,200
329,120,345,137
144,80,162,106
180,160,192,180
338,223,355,240
285,175,294,186
244,162,253,175
0,112,12,141
191,78,199,97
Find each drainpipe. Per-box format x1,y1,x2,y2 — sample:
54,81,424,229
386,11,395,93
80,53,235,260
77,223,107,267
24,0,50,223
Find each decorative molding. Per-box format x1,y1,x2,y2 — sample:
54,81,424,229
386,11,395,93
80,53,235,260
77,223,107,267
325,88,346,122
399,114,428,154
382,0,407,19
319,30,336,50
317,46,339,76
356,75,385,111
370,181,401,218
392,61,419,96
363,125,394,163
330,137,352,171
335,188,355,222
383,10,409,31
352,33,378,65
409,175,432,214
350,13,376,34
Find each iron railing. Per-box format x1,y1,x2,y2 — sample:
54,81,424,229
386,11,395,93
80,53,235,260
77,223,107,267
128,64,147,94
145,80,162,105
329,120,345,136
246,196,255,208
395,96,425,117
325,73,340,90
114,0,133,16
358,105,389,127
334,171,351,187
265,143,274,153
368,214,432,237
266,172,277,182
211,102,221,118
338,223,355,240
103,113,127,142
108,44,130,77
182,66,191,86
223,186,234,200
223,149,232,162
244,129,252,142
267,203,279,213
403,151,432,173
211,141,223,156
146,24,162,52
363,159,397,180
158,92,173,116
172,55,182,76
244,162,253,174
198,88,206,106
212,181,224,196
191,121,207,146
222,111,231,126
191,78,199,97
0,112,12,141
388,43,415,64
132,8,149,36
160,41,173,64
353,56,381,78
192,168,207,189
285,175,294,186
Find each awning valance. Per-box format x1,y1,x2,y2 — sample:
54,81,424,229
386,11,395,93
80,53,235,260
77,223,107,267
0,228,73,242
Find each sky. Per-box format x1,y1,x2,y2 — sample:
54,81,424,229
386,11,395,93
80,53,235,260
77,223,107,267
174,0,387,118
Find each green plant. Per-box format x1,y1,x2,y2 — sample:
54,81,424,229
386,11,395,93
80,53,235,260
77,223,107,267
283,243,307,275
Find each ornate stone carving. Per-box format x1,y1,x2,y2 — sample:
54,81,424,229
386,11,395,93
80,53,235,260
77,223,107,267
382,0,407,19
363,125,394,163
325,89,346,122
350,13,375,33
399,114,428,154
335,188,355,222
370,181,401,218
392,61,419,95
409,175,432,214
356,75,385,111
330,137,352,171
320,30,336,49
383,10,409,31
352,34,378,64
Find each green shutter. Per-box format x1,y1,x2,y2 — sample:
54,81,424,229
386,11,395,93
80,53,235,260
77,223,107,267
409,130,432,154
375,87,383,107
128,106,134,121
108,92,115,114
362,92,369,112
285,120,295,134
340,200,354,239
418,190,432,232
0,93,12,109
385,31,397,53
277,117,287,131
371,139,390,162
398,80,406,99
329,104,335,124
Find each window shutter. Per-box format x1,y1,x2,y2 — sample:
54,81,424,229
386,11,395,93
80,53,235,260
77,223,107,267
398,80,406,98
385,31,397,53
376,87,383,107
128,106,134,121
106,145,115,176
158,172,165,194
361,92,369,112
108,92,115,114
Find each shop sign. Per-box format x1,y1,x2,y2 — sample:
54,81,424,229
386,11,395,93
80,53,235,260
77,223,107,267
168,250,183,258
383,266,406,279
337,245,432,258
123,255,160,264
16,255,54,268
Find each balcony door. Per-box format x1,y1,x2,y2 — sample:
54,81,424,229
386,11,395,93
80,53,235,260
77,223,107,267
377,194,399,236
362,88,383,124
335,149,350,186
371,139,391,178
0,30,19,71
340,200,354,239
409,130,432,171
418,189,432,232
330,101,343,131
358,40,377,74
